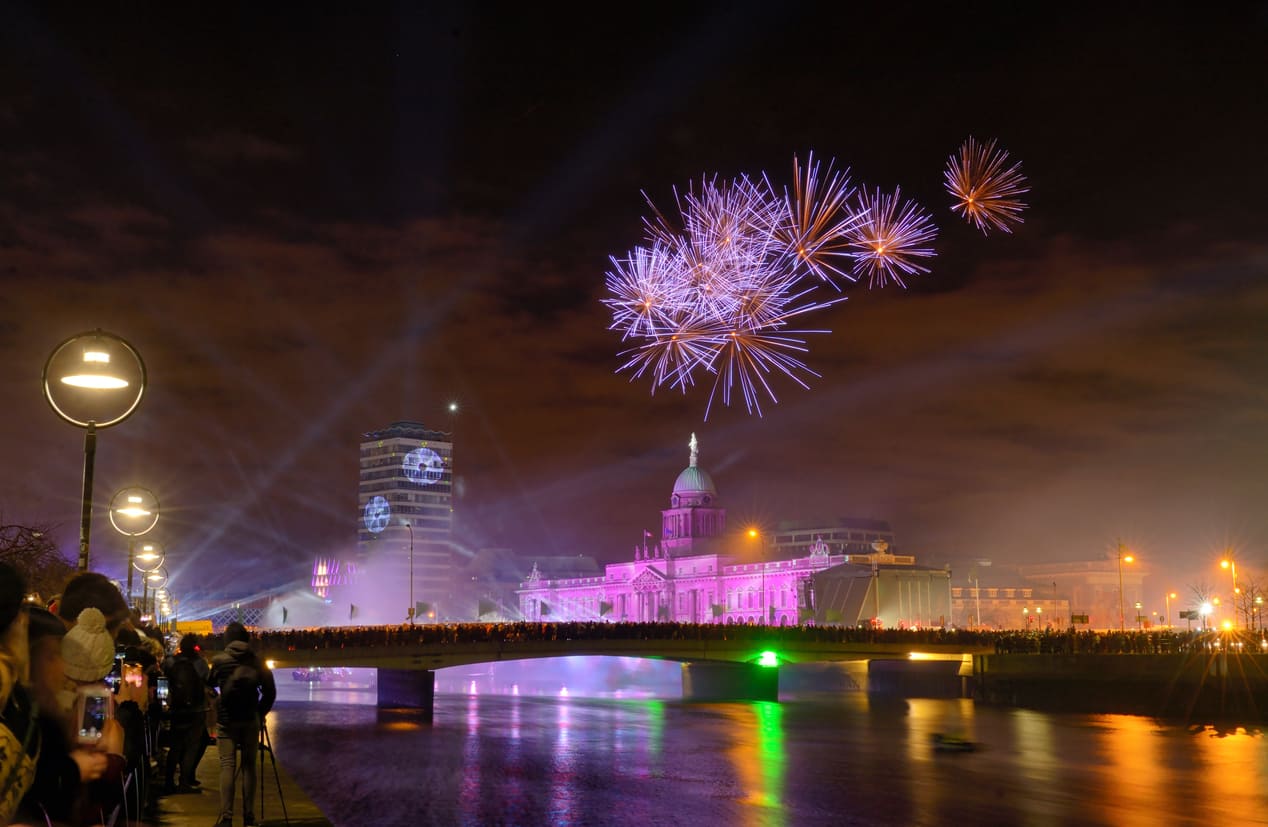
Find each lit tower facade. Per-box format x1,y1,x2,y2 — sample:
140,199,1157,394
358,421,454,620
661,432,726,554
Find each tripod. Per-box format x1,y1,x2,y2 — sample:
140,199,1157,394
258,721,290,825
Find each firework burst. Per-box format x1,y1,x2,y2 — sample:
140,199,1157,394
845,186,938,288
772,152,863,287
606,151,961,418
944,136,1029,234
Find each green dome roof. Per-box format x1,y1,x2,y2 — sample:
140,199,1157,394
673,465,717,496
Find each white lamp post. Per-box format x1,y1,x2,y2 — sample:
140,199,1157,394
43,330,146,572
109,486,159,608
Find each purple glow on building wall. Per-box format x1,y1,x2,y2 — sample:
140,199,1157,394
518,434,846,624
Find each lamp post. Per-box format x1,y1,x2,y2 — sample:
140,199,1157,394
1220,557,1238,628
133,542,164,615
143,567,168,620
1116,541,1134,633
43,330,147,572
1164,591,1177,629
108,486,159,608
403,520,415,624
967,559,991,630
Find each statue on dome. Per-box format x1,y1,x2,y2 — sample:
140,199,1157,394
689,432,699,467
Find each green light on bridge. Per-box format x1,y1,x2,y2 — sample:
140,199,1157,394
758,650,779,668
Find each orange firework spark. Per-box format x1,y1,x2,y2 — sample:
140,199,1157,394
945,136,1029,234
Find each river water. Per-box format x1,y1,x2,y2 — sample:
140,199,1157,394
264,658,1268,827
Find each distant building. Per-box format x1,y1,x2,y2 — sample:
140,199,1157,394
771,517,896,558
310,420,456,622
517,435,947,628
357,421,455,618
1016,558,1149,630
949,585,1070,631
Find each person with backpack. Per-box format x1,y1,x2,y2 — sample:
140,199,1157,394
160,633,209,794
209,622,276,827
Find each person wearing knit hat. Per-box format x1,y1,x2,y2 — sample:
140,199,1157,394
62,607,116,683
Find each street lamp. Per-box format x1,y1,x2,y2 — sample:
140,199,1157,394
746,527,770,625
143,567,168,619
109,486,159,608
43,330,147,572
132,542,164,614
1164,592,1177,629
1220,557,1238,628
1116,541,1134,633
403,520,415,624
968,559,991,630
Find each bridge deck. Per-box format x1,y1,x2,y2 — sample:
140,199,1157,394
257,637,993,671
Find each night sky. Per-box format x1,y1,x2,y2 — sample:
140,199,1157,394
3,2,1267,602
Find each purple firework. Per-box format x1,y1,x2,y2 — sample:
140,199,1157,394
606,153,947,417
845,186,938,288
944,137,1029,234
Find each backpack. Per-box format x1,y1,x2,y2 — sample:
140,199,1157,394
219,658,261,722
166,656,203,712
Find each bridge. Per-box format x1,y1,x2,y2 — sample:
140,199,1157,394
253,627,997,719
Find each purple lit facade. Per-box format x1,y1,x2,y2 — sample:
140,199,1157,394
518,435,848,624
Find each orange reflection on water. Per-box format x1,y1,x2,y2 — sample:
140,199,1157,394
1189,722,1268,821
719,702,786,825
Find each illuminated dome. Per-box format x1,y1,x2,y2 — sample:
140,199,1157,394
673,465,717,497
671,433,717,503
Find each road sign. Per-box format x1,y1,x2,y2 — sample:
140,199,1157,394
1071,614,1089,624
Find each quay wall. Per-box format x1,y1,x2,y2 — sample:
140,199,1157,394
973,653,1268,720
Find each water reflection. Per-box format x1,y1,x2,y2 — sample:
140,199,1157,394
267,658,1268,827
720,701,785,824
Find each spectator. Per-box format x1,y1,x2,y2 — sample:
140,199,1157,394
17,606,121,826
161,633,210,793
210,622,276,827
0,562,37,824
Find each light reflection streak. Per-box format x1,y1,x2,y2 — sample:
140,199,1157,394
457,693,482,821
721,702,786,824
549,694,575,824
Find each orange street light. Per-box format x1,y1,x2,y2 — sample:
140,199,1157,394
1116,541,1134,633
1221,558,1239,628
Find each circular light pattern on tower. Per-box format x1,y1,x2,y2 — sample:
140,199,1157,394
403,447,444,485
363,495,391,534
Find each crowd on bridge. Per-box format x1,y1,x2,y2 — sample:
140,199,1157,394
194,620,1264,657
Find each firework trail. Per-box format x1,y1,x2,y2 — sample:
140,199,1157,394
845,186,938,288
944,136,1029,234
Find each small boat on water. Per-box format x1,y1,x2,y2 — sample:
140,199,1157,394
931,733,978,752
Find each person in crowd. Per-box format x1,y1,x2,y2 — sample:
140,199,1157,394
209,622,276,827
0,563,38,824
16,605,124,827
54,573,131,637
59,606,133,827
160,633,209,793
